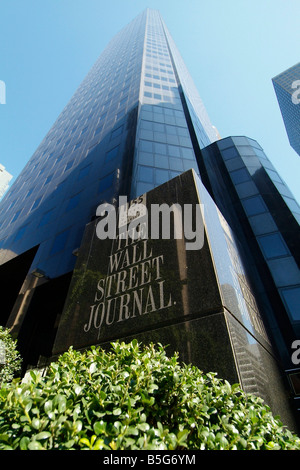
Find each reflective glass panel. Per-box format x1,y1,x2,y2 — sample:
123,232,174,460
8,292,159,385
257,233,289,259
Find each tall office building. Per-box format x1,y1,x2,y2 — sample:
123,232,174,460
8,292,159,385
0,164,12,200
0,8,217,362
272,63,300,156
0,9,299,424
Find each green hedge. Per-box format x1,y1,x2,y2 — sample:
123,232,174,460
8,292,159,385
0,340,299,450
0,326,22,388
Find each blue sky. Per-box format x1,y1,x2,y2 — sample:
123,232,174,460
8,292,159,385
0,0,299,202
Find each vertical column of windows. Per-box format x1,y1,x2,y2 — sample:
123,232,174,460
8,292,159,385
0,11,147,265
132,10,198,198
218,139,300,323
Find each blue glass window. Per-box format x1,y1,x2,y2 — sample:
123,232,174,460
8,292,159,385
283,196,300,214
166,125,176,135
232,137,249,146
39,209,54,227
105,146,119,162
281,287,300,322
66,193,81,212
242,196,267,216
119,96,128,107
45,174,53,185
11,211,21,222
55,180,66,195
94,125,103,136
154,142,167,155
140,140,153,152
168,145,180,157
98,172,114,193
65,160,74,172
155,168,169,185
30,197,42,212
139,166,154,183
170,171,181,179
153,122,164,132
50,229,70,256
78,164,91,180
116,110,125,120
111,125,123,140
181,147,194,159
141,120,153,130
154,155,168,169
25,189,34,198
230,168,250,185
14,225,27,241
74,141,82,150
235,181,258,199
169,158,183,171
8,200,16,210
257,233,289,259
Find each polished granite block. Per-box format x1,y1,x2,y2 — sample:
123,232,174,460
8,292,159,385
52,169,297,429
53,170,222,353
53,170,269,354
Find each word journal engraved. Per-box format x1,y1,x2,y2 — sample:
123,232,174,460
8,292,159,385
84,227,173,337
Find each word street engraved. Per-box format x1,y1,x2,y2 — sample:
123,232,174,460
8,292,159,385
84,220,174,338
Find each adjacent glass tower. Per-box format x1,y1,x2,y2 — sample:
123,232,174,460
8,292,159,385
272,63,300,156
0,8,299,423
200,137,300,416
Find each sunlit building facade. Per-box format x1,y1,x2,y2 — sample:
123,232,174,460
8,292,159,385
0,9,299,425
200,138,300,385
272,63,300,156
0,9,217,363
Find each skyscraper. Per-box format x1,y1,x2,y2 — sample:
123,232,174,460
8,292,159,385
0,8,217,363
0,9,299,425
272,63,300,156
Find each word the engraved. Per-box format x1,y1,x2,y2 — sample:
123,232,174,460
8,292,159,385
96,195,205,251
84,221,173,337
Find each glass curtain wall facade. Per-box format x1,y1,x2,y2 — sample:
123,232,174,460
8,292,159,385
0,9,217,364
272,63,300,156
0,9,217,281
131,9,218,198
0,11,146,282
200,137,300,411
0,9,298,421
